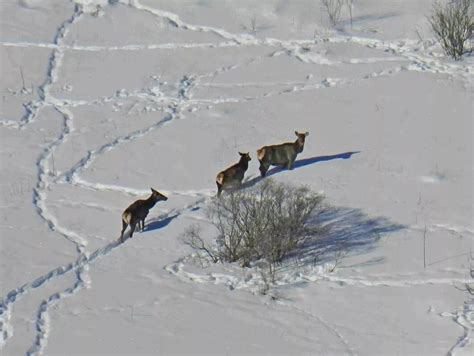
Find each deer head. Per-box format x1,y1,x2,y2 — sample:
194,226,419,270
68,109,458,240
295,131,309,146
239,152,252,162
150,188,168,202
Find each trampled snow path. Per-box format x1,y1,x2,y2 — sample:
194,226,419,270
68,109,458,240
0,0,473,354
165,255,474,291
442,294,474,356
0,195,206,353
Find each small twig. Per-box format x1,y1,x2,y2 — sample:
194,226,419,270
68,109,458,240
329,248,348,272
322,0,344,27
347,0,353,28
423,225,427,268
415,27,425,43
50,150,56,177
250,16,257,35
19,66,26,90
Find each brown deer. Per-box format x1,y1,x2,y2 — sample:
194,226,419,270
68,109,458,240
216,152,251,197
120,188,168,242
257,131,309,177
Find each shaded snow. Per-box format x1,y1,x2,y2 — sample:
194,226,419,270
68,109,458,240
0,0,473,355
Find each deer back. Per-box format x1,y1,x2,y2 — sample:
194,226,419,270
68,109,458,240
217,153,251,186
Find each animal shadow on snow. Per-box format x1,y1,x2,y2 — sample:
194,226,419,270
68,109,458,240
143,213,179,233
337,12,400,28
120,213,178,242
241,151,360,189
291,206,405,266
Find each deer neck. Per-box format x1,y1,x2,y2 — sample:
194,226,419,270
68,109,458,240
145,195,158,209
294,138,304,153
239,158,249,170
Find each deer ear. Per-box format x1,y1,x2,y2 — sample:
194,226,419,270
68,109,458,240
239,152,244,156
295,131,299,136
151,188,157,194
305,131,309,137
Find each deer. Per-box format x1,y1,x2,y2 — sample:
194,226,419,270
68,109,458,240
257,131,309,177
216,152,251,197
120,188,168,242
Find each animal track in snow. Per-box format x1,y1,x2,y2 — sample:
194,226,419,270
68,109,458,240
0,0,473,353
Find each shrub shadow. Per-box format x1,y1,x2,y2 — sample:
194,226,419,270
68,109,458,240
292,206,405,265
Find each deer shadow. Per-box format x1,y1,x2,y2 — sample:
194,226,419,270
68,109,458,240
241,151,360,189
143,213,179,233
291,151,360,170
289,206,405,265
336,12,400,28
120,213,179,242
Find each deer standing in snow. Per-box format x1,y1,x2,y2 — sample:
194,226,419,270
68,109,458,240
216,152,251,197
120,188,168,242
257,131,309,177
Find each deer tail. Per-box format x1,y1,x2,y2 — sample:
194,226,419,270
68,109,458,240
122,211,132,225
216,172,225,186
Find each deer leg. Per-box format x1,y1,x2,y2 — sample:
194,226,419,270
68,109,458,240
259,161,269,177
129,221,137,238
141,219,145,231
216,182,223,197
120,219,128,242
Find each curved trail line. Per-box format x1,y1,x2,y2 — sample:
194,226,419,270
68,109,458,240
164,258,354,353
19,5,89,353
26,268,87,356
1,6,202,350
60,113,174,184
165,256,473,353
2,81,191,353
57,74,193,188
65,178,216,199
0,5,83,129
131,0,472,82
279,302,355,355
165,257,474,290
0,4,89,351
34,106,88,249
1,0,472,353
446,297,474,355
0,40,239,51
0,197,204,350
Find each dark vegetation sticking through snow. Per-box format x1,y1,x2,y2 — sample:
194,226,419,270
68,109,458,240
429,0,473,60
182,179,405,284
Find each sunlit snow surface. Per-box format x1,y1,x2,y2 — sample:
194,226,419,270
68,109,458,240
0,0,473,355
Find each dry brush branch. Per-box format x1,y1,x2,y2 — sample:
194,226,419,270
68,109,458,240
429,0,473,60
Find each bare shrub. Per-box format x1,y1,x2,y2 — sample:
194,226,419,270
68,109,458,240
258,265,272,295
346,0,353,27
455,255,474,295
328,247,348,272
322,0,344,27
241,15,260,35
250,15,258,35
467,264,474,295
181,225,218,263
429,0,473,60
182,180,325,281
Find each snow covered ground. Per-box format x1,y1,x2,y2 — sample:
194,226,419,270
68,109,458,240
0,0,472,354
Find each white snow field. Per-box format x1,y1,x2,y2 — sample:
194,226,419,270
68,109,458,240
0,0,473,354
